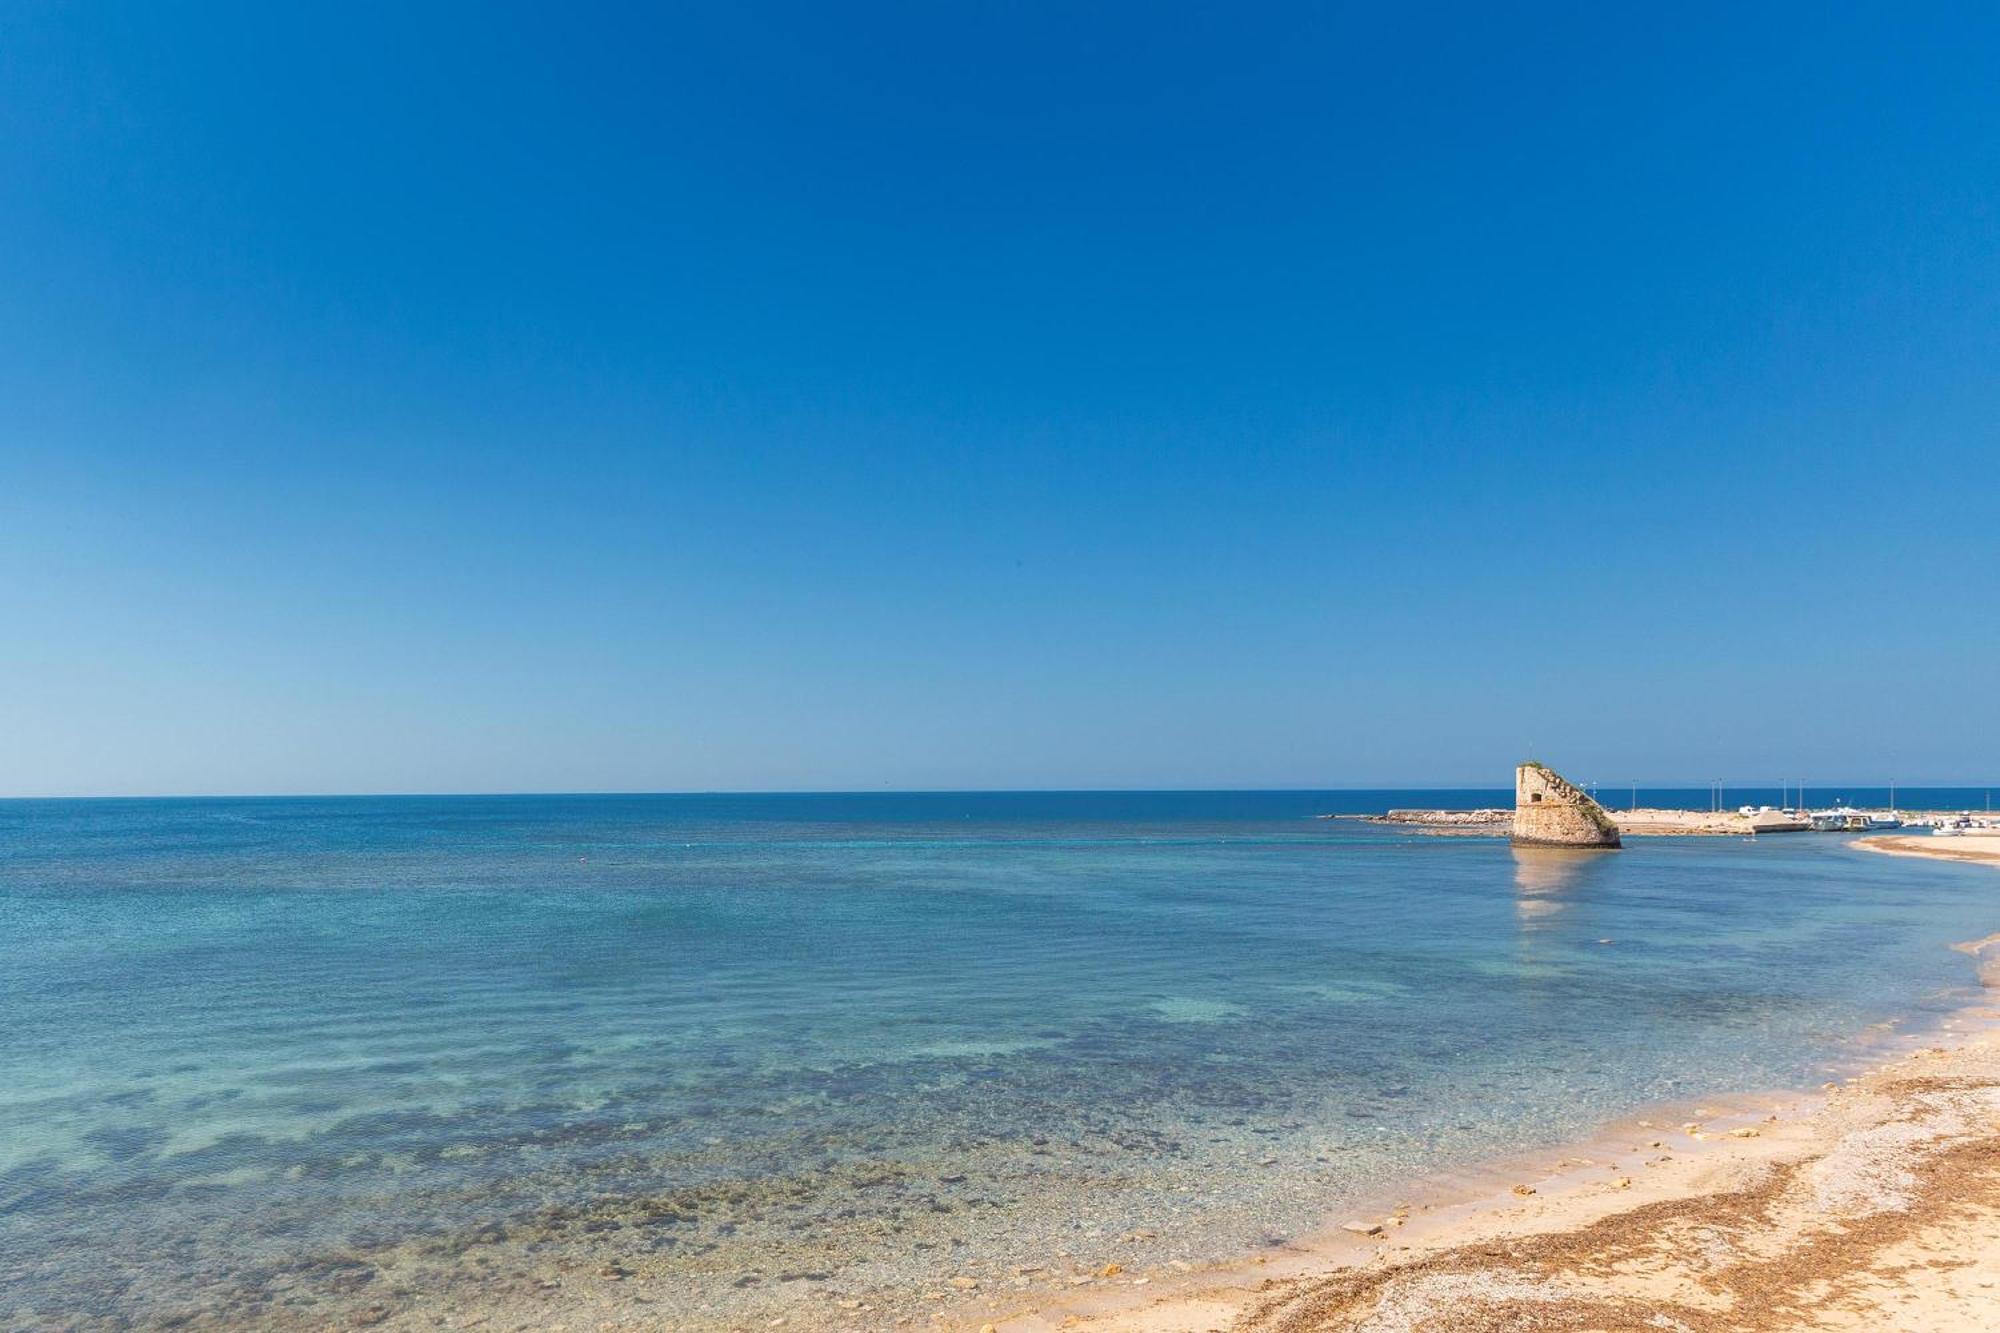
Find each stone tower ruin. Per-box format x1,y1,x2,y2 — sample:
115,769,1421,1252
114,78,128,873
1511,762,1622,849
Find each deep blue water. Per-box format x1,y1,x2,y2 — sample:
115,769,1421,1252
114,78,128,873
2,791,1996,1328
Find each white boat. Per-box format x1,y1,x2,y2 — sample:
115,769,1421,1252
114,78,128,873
1745,808,1811,833
1805,806,1901,831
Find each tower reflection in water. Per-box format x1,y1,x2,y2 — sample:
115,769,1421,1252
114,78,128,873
1511,845,1610,928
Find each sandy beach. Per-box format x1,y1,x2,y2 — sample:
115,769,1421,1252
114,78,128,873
930,834,2000,1333
1855,834,2000,871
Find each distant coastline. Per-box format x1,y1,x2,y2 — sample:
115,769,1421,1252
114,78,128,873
1366,805,1989,838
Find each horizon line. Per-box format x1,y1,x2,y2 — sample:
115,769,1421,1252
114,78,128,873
2,781,1993,803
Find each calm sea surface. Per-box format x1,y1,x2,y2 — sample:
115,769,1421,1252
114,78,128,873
3,790,1997,1329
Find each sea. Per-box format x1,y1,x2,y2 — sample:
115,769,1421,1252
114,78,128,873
3,789,1997,1329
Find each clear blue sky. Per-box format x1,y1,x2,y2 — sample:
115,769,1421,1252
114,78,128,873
3,3,1996,796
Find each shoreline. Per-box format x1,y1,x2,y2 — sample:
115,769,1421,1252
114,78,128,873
936,834,2000,1331
1372,811,1986,839
54,832,2000,1331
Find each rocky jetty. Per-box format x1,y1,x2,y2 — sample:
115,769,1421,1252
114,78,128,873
1369,808,1510,828
1511,761,1621,849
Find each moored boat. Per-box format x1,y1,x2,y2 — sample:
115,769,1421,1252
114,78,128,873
1745,807,1811,834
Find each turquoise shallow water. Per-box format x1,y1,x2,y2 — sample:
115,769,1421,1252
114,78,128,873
2,791,1997,1328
